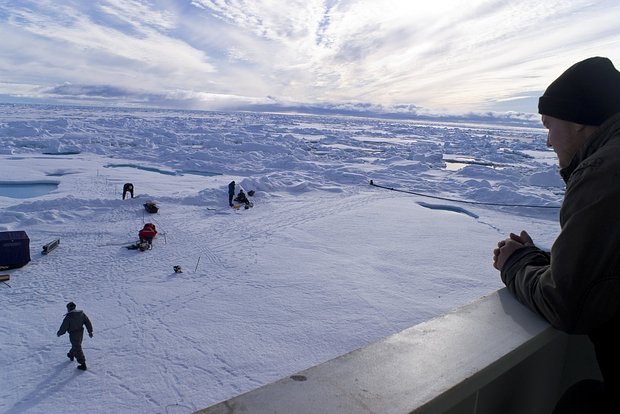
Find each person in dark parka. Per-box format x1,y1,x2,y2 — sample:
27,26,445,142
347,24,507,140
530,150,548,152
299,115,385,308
57,302,93,371
234,189,250,207
228,181,236,207
493,57,620,413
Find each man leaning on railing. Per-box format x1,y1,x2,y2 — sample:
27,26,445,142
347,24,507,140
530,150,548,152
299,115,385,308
493,56,620,414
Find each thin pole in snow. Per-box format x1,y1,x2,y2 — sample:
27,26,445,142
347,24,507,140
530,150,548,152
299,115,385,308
195,256,201,272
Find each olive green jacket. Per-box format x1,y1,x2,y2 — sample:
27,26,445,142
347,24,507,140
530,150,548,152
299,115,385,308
502,112,620,334
57,310,93,336
501,112,620,385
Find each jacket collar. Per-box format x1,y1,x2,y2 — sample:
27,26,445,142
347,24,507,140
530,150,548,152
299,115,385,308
560,111,620,182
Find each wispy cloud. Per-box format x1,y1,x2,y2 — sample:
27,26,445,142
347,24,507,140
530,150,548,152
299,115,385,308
1,0,619,115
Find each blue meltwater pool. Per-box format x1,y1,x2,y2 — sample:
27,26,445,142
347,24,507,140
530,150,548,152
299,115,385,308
0,182,58,198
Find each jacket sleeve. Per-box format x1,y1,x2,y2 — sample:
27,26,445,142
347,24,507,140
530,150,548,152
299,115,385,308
83,313,93,335
57,316,69,336
501,151,620,334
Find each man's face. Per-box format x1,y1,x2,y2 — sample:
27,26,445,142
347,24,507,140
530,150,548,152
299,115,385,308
542,115,591,168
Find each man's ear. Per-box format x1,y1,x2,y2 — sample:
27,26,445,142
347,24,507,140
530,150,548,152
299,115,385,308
573,123,588,132
573,122,598,139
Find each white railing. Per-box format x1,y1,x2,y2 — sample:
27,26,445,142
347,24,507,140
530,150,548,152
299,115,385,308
194,288,601,414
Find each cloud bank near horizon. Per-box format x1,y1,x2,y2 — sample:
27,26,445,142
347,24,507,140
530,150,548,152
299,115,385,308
1,0,620,116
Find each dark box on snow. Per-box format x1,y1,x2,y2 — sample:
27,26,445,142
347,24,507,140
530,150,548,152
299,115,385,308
0,231,31,269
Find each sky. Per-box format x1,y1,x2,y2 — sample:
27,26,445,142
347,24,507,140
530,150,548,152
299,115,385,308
1,0,620,116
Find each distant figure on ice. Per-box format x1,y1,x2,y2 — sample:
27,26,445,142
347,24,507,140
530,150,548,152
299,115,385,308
57,302,93,371
122,183,134,200
234,189,250,208
139,223,157,247
228,181,236,207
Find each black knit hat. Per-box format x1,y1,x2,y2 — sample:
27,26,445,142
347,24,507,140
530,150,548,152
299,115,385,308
538,57,620,126
66,302,76,310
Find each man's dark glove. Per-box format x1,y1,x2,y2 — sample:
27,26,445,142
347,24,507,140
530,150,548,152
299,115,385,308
89,332,93,338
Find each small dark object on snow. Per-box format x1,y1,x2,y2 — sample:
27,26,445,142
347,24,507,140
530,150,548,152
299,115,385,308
247,190,255,196
138,241,151,251
42,238,60,255
144,201,158,214
126,241,151,251
0,274,10,288
173,265,183,273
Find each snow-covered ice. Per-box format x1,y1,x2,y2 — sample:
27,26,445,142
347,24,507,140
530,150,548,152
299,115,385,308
0,104,562,413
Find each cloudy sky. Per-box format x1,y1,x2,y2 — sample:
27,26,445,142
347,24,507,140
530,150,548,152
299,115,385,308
1,0,620,116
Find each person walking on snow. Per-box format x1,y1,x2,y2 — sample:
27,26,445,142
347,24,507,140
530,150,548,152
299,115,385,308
57,302,93,371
